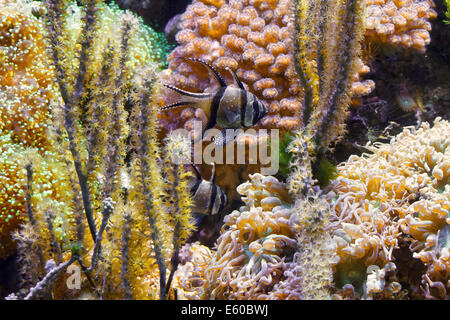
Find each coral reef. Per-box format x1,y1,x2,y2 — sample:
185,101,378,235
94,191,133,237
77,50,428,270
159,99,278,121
158,0,437,136
0,0,448,302
174,118,449,300
157,0,371,202
1,0,195,301
0,0,71,259
0,0,58,150
175,173,299,299
0,0,171,260
159,0,378,134
0,134,73,259
293,0,366,156
328,117,449,299
364,0,437,53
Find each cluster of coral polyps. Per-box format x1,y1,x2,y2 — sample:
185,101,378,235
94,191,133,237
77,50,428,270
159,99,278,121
0,134,73,259
174,116,449,299
0,1,73,259
159,0,303,133
174,173,302,299
159,0,379,135
0,1,58,150
328,117,449,299
364,0,437,53
157,0,375,201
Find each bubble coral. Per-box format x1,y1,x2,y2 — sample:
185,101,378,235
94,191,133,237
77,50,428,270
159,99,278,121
364,0,437,53
328,117,449,299
172,242,214,300
175,173,298,299
174,172,337,300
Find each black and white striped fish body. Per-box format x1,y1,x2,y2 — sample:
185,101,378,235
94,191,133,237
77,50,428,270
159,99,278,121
213,86,266,129
188,178,227,216
161,58,268,141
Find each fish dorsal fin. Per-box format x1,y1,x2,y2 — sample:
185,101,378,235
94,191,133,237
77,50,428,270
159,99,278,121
209,162,216,183
225,67,245,90
163,83,212,99
190,163,202,180
160,101,193,111
180,57,227,87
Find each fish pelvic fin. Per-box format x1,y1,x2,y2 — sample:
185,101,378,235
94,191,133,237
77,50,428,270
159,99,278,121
160,101,195,111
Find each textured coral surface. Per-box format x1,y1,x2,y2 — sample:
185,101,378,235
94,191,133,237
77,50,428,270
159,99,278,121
0,2,70,259
175,173,299,299
0,1,58,150
159,0,303,133
159,0,437,136
364,0,437,53
329,118,449,299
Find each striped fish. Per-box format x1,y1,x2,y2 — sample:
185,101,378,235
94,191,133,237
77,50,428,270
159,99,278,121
161,58,268,138
188,163,227,216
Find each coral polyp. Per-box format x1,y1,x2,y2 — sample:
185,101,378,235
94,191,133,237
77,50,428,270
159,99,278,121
329,118,449,299
0,0,58,151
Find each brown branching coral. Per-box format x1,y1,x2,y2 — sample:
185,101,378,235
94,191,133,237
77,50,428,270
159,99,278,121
364,0,437,53
328,117,449,299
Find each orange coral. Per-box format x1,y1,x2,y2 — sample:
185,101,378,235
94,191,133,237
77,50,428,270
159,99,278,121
0,2,58,151
364,0,437,53
158,0,370,201
159,0,303,133
0,2,72,260
0,134,73,259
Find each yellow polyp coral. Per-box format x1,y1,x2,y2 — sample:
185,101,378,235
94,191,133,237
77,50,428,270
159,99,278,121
0,133,74,259
0,0,58,151
364,0,437,53
328,117,450,299
294,0,366,155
